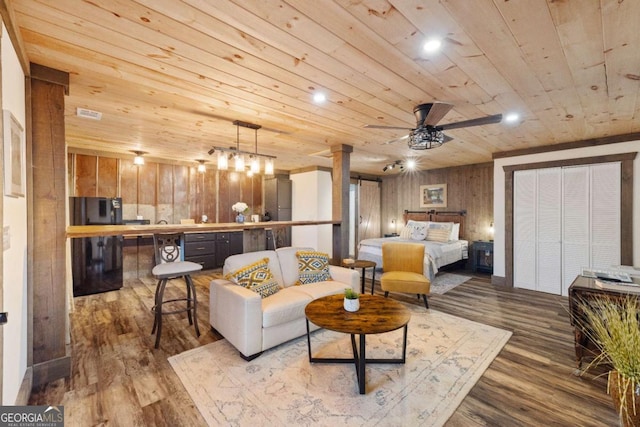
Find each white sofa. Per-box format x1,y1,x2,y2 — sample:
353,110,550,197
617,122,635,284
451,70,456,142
209,247,360,360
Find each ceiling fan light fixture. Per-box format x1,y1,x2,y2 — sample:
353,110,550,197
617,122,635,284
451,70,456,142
408,129,445,150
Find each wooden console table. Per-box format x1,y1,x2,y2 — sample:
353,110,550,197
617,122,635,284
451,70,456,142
568,275,640,368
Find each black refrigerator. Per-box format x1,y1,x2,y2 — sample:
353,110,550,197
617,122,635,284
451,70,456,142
70,197,123,296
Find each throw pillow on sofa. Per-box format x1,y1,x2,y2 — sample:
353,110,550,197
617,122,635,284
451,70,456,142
225,257,281,298
296,251,331,285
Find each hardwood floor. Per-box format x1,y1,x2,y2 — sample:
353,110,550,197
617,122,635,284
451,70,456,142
29,270,619,426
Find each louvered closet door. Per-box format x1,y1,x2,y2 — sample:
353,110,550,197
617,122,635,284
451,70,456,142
562,166,590,293
590,163,621,269
536,168,562,294
514,170,537,290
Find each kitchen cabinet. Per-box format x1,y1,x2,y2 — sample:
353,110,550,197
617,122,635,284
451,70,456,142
184,231,243,270
215,231,243,268
184,233,217,270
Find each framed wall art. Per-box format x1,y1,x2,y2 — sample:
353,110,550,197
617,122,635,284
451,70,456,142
420,183,447,208
3,110,25,197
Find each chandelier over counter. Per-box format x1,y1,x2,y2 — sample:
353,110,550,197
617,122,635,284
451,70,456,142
208,120,275,175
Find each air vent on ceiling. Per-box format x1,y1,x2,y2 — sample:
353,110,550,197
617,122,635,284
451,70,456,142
76,107,102,120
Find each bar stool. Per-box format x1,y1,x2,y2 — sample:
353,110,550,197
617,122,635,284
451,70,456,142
151,233,203,348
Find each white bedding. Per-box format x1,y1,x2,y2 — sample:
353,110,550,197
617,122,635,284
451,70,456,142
357,237,469,282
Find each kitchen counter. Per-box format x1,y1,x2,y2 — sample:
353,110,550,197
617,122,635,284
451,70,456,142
66,220,340,238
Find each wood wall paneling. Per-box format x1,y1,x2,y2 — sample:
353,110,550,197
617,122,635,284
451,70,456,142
191,167,200,221
252,175,262,216
137,162,157,222
73,154,97,197
172,164,189,222
70,154,267,226
120,160,138,220
203,170,216,221
381,162,494,243
97,156,118,197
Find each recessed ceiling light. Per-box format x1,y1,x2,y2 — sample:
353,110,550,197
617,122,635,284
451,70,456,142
504,112,520,124
313,92,327,104
406,159,417,170
423,38,442,54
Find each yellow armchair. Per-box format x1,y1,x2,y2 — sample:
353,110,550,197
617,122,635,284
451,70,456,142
381,242,431,309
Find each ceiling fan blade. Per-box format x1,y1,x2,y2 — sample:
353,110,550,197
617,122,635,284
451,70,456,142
416,102,454,126
438,114,503,131
383,135,409,144
364,124,413,130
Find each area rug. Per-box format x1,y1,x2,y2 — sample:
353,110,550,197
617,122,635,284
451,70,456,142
365,270,472,295
169,305,511,426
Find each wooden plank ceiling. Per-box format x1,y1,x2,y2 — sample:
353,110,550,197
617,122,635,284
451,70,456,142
10,0,640,175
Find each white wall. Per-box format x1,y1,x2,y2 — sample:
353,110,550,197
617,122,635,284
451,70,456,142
493,140,640,279
290,170,333,255
1,24,28,404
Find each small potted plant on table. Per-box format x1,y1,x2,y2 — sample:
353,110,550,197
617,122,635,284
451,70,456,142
344,288,360,312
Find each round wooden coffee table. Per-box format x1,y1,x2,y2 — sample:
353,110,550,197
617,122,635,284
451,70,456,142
304,294,411,394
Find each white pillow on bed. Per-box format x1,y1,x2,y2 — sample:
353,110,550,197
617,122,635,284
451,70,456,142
450,223,460,241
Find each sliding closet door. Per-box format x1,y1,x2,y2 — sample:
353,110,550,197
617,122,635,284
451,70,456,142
514,168,562,293
536,168,562,294
560,163,621,294
589,163,621,268
513,170,537,290
562,166,590,293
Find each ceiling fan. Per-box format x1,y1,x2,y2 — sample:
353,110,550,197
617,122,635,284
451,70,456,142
365,103,503,150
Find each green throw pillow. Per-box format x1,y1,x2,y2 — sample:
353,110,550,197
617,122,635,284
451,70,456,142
225,258,280,298
296,251,331,285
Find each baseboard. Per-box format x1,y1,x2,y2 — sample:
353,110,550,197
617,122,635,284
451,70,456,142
32,356,71,387
14,367,33,405
491,275,507,286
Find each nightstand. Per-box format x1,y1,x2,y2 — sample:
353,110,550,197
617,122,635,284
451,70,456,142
472,241,494,274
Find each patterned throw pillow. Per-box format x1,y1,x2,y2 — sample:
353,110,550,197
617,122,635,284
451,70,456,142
399,225,412,239
426,227,451,243
296,251,331,285
225,258,280,298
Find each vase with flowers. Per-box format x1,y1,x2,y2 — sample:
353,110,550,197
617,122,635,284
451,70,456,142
232,202,249,223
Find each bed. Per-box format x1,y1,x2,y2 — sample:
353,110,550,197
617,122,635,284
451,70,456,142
357,210,469,282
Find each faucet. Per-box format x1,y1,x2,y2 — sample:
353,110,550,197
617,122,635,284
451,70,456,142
156,219,168,224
